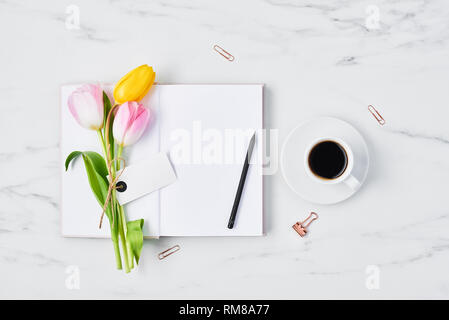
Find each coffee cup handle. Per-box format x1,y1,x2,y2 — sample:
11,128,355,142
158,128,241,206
344,175,360,190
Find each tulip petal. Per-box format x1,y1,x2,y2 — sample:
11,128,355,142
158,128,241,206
68,84,104,130
113,103,130,146
122,107,150,146
112,101,151,146
113,65,155,104
137,69,155,102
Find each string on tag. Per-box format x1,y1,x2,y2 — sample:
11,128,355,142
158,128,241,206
99,157,126,229
98,103,121,229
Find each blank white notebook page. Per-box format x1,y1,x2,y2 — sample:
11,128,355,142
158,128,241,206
158,85,264,236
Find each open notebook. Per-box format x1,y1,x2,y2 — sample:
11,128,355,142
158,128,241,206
61,84,264,237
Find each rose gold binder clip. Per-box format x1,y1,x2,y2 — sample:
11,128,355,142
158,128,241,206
213,44,235,61
158,245,180,260
368,105,385,125
292,212,318,237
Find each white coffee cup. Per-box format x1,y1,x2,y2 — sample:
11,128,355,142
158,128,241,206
304,137,360,190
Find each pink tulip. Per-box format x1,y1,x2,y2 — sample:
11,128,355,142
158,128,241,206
113,101,151,147
68,84,104,130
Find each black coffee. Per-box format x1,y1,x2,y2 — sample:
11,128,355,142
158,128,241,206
308,140,347,180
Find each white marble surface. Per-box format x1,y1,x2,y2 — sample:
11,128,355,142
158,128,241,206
1,0,449,299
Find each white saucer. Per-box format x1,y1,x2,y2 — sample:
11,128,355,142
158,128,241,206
281,117,369,204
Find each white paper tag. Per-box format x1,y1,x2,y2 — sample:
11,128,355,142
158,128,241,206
114,153,177,205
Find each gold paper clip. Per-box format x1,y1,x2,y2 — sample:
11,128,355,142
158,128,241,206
158,245,180,260
292,212,318,237
368,105,385,125
213,45,235,61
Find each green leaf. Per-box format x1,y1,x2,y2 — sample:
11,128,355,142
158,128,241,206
81,154,109,209
65,151,108,184
65,150,111,219
65,151,82,171
83,151,108,180
126,219,144,264
83,154,113,223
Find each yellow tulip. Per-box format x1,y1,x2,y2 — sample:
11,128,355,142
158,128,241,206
113,65,155,104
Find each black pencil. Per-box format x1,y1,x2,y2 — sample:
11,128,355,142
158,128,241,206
228,132,256,229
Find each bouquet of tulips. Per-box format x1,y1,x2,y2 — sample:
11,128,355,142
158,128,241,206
65,65,156,273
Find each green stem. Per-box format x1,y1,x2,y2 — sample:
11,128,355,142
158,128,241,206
97,130,122,270
112,233,122,270
116,145,134,269
116,145,123,169
111,169,131,271
118,206,131,273
121,205,134,269
97,130,108,161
